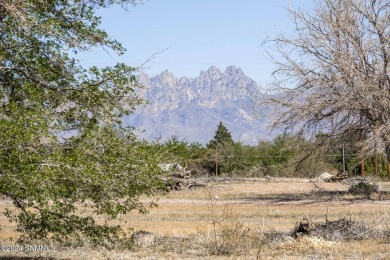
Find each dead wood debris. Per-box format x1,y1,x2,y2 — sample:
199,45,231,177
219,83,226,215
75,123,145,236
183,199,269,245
293,217,390,242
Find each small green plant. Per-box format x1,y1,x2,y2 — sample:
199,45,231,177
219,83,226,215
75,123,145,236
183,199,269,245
348,181,379,198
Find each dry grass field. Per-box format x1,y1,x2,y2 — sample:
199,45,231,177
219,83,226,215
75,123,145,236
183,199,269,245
1,177,390,259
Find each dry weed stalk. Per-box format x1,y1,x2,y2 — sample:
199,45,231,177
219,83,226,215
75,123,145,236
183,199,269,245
197,188,265,256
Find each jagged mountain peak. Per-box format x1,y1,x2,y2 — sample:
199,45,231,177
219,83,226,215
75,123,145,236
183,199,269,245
204,65,223,76
198,66,223,83
159,69,174,77
224,65,244,76
127,66,270,144
144,66,251,88
153,69,176,87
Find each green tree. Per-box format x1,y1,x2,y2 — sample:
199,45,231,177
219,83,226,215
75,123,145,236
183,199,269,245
256,134,334,177
0,0,164,247
206,122,235,175
160,136,205,162
207,122,234,149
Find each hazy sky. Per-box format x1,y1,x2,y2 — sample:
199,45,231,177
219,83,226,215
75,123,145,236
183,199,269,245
78,0,313,85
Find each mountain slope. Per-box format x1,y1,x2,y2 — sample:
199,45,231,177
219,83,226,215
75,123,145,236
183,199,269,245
124,66,272,145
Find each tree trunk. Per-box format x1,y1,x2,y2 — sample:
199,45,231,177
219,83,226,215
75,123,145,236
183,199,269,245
386,145,390,177
215,143,218,178
388,162,390,177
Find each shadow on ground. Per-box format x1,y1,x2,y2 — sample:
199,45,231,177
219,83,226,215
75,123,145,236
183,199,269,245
241,190,390,204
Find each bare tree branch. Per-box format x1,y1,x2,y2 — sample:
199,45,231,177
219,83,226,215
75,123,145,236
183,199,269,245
266,0,390,160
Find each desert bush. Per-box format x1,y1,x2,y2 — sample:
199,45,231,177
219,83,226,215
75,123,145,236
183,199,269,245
349,181,379,198
131,230,155,248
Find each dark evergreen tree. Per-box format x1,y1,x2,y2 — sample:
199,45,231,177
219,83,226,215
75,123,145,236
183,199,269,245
207,122,234,149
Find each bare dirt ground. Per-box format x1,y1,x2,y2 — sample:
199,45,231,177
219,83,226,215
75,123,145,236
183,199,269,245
1,177,390,259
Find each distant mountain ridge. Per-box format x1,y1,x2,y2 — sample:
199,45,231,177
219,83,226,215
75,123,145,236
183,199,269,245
124,65,272,145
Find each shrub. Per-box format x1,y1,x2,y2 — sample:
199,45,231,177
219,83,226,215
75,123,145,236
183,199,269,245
348,181,378,198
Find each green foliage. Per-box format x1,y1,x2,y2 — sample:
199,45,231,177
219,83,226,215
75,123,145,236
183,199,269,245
212,142,259,176
207,122,234,149
0,0,166,247
349,181,379,198
158,132,338,178
257,134,294,168
365,155,389,177
159,136,206,162
315,133,389,177
204,129,334,177
253,134,330,177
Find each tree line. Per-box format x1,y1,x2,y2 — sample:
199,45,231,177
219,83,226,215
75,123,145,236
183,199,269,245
158,122,390,178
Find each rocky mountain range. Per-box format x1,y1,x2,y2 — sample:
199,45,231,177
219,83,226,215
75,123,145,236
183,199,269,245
123,65,273,145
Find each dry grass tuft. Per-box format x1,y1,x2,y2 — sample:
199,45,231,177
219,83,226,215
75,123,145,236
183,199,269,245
197,220,264,256
1,178,390,259
278,236,339,250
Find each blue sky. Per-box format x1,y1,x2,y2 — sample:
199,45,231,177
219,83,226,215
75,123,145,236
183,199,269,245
79,0,313,86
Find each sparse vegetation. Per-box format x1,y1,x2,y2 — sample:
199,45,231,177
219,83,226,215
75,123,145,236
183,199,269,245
349,181,379,198
160,130,389,179
0,179,390,259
